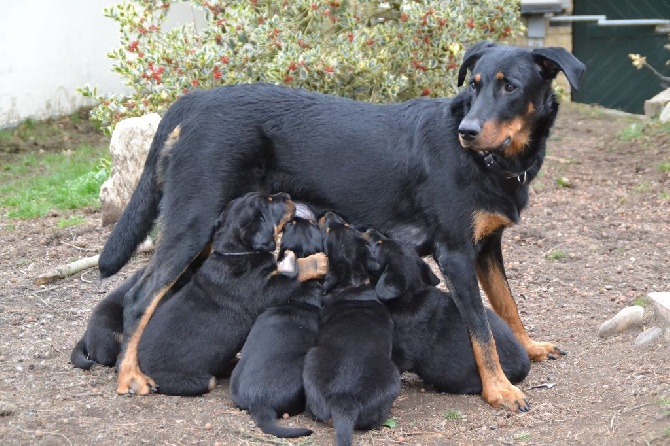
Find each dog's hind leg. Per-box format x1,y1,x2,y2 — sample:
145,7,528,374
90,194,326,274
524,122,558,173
249,405,313,439
476,232,566,362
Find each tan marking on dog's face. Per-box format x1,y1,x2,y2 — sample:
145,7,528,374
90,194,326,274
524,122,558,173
496,71,504,80
273,200,296,243
472,210,513,243
527,102,535,116
474,73,481,83
165,125,181,152
472,117,531,156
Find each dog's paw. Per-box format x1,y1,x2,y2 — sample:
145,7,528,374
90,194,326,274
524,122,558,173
276,250,298,277
526,340,566,361
116,363,157,396
482,381,530,412
296,253,328,281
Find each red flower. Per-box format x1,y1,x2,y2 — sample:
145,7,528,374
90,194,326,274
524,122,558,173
127,40,139,52
421,88,431,96
192,79,199,87
221,55,230,64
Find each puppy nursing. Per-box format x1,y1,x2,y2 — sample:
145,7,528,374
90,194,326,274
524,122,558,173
73,198,529,443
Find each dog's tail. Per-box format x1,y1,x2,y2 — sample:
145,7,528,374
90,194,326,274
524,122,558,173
331,401,359,446
70,339,94,370
250,404,313,438
98,109,184,278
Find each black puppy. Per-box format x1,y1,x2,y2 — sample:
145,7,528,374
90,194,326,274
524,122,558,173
70,256,204,371
366,230,530,394
230,215,324,438
130,192,328,396
303,213,400,446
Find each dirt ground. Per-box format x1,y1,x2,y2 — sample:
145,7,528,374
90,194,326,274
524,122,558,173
1,102,669,445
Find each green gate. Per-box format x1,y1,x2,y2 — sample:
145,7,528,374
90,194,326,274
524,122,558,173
572,1,670,114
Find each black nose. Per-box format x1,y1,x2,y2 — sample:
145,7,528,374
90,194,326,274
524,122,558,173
458,119,482,141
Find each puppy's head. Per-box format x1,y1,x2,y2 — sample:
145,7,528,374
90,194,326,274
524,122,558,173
280,215,323,259
213,192,295,253
319,212,379,293
365,229,440,301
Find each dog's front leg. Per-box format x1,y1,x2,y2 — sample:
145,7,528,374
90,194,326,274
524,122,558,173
435,245,529,412
476,232,566,361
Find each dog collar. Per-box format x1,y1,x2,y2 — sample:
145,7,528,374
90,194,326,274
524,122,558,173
478,151,535,185
212,250,265,257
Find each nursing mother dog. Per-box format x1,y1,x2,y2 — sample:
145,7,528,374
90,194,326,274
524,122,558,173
99,41,585,411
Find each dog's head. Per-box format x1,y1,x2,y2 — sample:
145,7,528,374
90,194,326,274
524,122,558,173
213,191,295,253
456,41,585,156
365,229,440,302
280,214,323,259
319,212,380,293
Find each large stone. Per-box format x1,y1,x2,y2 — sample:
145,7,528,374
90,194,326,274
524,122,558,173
660,102,670,124
648,292,670,329
99,113,161,226
633,326,663,348
644,87,670,118
597,305,645,338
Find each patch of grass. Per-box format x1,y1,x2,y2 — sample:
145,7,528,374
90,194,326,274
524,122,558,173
659,161,670,173
381,418,397,428
633,183,651,193
618,122,646,141
546,249,567,261
556,176,572,188
443,409,462,421
513,431,531,442
0,145,110,219
1,224,16,231
661,191,670,200
57,215,86,228
632,296,650,308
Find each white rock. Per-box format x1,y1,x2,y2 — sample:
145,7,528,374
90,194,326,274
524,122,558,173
633,326,663,347
644,87,670,117
99,113,162,226
597,305,645,338
660,102,670,123
648,292,670,328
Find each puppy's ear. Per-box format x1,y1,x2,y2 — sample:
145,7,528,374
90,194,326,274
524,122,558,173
415,258,440,286
375,267,406,301
531,47,585,91
458,40,497,87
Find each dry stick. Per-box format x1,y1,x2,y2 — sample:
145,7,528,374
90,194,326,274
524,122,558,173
34,239,154,285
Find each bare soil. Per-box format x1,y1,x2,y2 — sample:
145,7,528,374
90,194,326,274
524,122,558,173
1,102,669,445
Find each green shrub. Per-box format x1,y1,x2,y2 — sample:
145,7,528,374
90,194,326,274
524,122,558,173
80,0,523,133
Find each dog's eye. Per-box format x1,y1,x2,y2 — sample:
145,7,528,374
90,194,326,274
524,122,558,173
469,81,476,90
504,82,517,93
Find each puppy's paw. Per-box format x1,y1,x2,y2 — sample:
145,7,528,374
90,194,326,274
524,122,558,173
276,250,298,277
297,253,328,281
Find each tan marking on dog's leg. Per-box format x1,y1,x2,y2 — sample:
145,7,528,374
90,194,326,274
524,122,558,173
296,253,328,282
207,377,217,391
477,255,564,361
472,211,512,244
471,336,529,411
116,284,170,395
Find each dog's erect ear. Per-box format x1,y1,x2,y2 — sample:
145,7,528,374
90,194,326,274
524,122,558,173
375,267,406,301
418,258,440,286
458,40,497,87
531,47,586,91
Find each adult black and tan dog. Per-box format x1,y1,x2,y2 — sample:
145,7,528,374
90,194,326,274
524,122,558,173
123,192,327,395
99,41,584,410
303,212,400,446
366,229,530,394
230,216,324,438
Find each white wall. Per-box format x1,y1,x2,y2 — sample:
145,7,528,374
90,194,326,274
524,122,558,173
0,1,205,128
